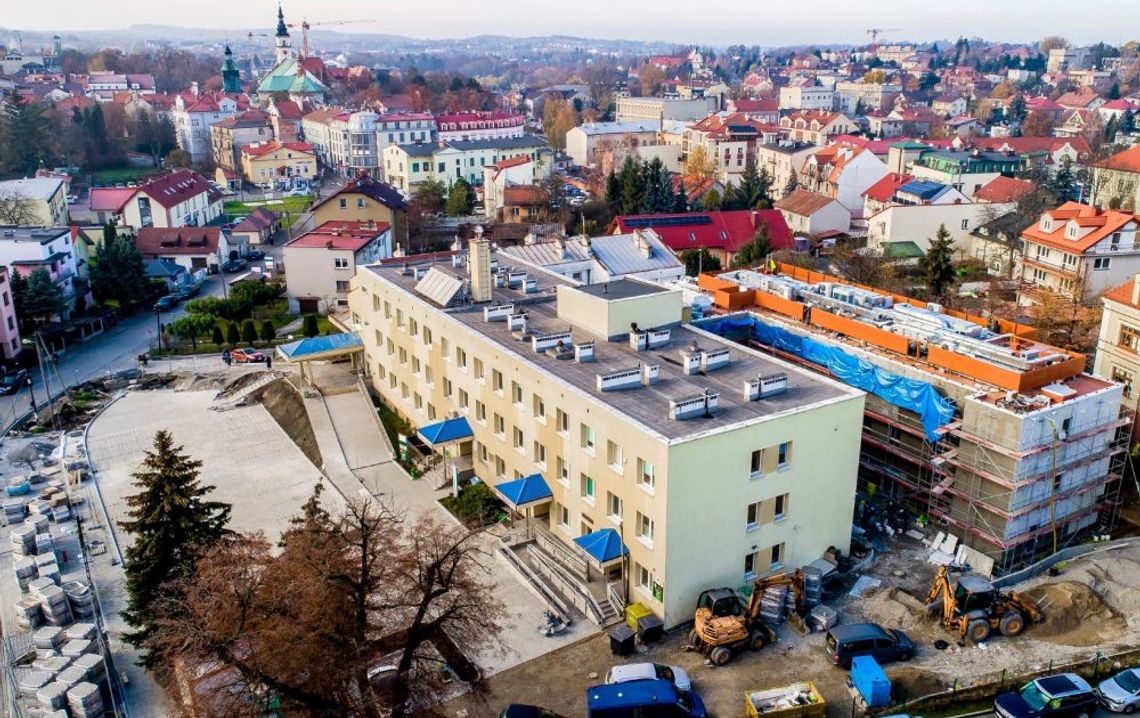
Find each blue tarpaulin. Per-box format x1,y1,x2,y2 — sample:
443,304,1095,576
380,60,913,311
696,314,955,442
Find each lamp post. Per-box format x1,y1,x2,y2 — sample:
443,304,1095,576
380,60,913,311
154,306,162,354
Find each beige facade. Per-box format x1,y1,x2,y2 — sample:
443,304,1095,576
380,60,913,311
1094,274,1140,408
348,255,864,626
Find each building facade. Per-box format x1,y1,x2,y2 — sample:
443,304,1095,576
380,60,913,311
1094,275,1140,411
383,136,552,191
0,177,68,227
240,141,317,185
283,220,392,313
120,170,223,230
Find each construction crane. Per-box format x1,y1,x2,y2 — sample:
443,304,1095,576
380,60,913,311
287,19,372,58
866,28,902,52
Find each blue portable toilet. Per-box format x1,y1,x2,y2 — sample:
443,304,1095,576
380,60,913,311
850,655,891,708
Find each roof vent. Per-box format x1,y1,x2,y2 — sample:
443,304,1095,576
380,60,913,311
744,373,789,401
507,270,527,289
413,266,428,280
596,363,660,392
671,390,719,420
701,348,732,373
483,303,515,322
400,262,412,276
524,277,538,293
532,330,572,353
574,341,595,363
508,312,528,334
545,340,574,361
679,343,702,375
630,327,672,351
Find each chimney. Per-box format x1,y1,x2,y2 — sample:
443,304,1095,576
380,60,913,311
468,226,493,303
1132,273,1140,306
190,80,200,98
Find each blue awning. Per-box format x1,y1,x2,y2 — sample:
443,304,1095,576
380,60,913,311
276,332,363,362
573,528,628,566
417,416,473,445
494,473,552,509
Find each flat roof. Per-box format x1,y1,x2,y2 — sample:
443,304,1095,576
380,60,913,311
363,258,855,442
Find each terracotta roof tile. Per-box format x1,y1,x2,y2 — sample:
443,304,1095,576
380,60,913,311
974,176,1036,203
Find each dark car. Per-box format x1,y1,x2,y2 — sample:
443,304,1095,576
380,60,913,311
0,369,29,395
824,623,915,668
995,674,1097,718
247,249,265,261
500,705,567,718
154,294,180,312
222,259,248,273
175,283,201,300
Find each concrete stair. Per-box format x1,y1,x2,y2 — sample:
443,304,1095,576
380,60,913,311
210,371,283,412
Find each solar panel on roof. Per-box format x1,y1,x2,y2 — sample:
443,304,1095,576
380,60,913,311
623,215,714,229
414,267,464,307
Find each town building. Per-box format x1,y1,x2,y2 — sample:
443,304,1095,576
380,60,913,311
0,266,21,359
87,187,136,226
1094,275,1140,409
565,121,662,168
0,177,68,226
832,81,902,114
725,98,779,124
482,157,541,219
209,109,273,172
133,226,232,273
755,140,817,198
866,195,1008,256
1047,46,1092,73
120,170,223,230
1017,203,1140,306
774,189,851,237
240,141,317,186
254,6,327,104
611,210,793,267
777,85,835,112
382,136,552,191
682,113,767,187
778,111,857,146
700,264,1128,575
284,220,392,313
171,92,248,164
615,96,719,123
0,226,84,320
309,172,408,248
499,230,685,285
799,145,890,215
931,95,968,118
1091,145,1140,212
908,149,1023,199
348,248,865,627
230,208,280,247
436,111,526,142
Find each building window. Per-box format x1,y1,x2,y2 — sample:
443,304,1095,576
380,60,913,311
411,357,421,375
427,404,437,420
413,393,423,411
1112,366,1135,398
777,442,792,469
511,381,523,405
1119,324,1140,353
636,512,654,545
960,219,969,230
474,357,484,380
580,473,595,502
513,426,524,450
440,336,448,356
746,501,760,530
398,347,407,365
744,552,756,578
637,458,655,489
495,455,506,478
532,394,546,420
606,440,624,472
750,449,763,479
556,408,569,434
557,456,569,485
335,280,351,293
607,492,622,521
534,441,546,465
494,413,505,438
635,562,651,591
338,198,347,209
775,494,787,519
334,257,349,268
458,388,469,408
456,347,467,368
1094,257,1112,270
558,503,570,529
770,542,785,569
492,369,503,393
475,400,486,423
580,424,595,452
422,327,432,346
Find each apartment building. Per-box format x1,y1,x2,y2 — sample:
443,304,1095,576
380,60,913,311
1094,274,1140,410
171,92,248,164
349,247,865,627
436,111,526,142
0,266,20,359
799,145,889,213
208,109,272,172
777,85,835,112
120,169,223,230
0,226,84,320
778,111,857,146
701,265,1128,575
755,140,817,198
833,81,902,114
283,220,392,313
615,96,718,123
240,141,317,185
0,177,68,227
383,136,552,191
566,121,662,168
1017,203,1140,306
682,113,764,187
908,149,1023,199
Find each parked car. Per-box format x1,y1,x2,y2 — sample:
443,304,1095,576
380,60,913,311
606,663,692,692
995,674,1097,718
153,294,180,312
175,283,201,300
824,623,914,668
286,188,309,198
499,706,566,718
230,347,266,364
222,259,247,273
0,369,29,395
1098,668,1140,713
246,249,265,261
587,679,706,718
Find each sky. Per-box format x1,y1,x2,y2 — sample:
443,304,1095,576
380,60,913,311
6,0,1140,47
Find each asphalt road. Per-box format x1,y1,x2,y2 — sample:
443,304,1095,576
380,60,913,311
0,273,228,430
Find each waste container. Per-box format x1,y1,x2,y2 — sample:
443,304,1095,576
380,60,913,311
850,656,891,708
625,603,653,630
637,614,664,643
609,624,636,657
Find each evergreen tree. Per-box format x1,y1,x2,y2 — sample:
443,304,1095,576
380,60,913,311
782,172,799,198
1050,159,1076,201
728,160,772,210
303,313,320,338
1107,82,1121,100
226,322,241,345
702,188,723,210
1122,110,1136,135
259,319,276,343
22,268,64,325
605,170,621,205
241,319,257,344
90,231,148,307
731,223,772,268
0,93,53,174
921,224,957,299
643,157,674,213
680,248,721,276
672,182,689,213
445,177,475,216
211,324,224,346
120,430,231,665
620,160,647,215
9,270,27,331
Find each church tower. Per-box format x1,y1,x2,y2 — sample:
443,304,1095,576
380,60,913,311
274,4,292,64
221,45,242,94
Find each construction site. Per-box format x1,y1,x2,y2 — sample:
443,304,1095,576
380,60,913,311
692,263,1131,576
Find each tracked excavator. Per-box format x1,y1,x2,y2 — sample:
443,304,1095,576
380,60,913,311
689,570,806,666
925,565,1043,643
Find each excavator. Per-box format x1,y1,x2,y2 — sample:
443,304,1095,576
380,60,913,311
689,570,806,666
925,565,1043,643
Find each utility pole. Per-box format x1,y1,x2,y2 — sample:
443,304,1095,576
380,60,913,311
33,333,59,432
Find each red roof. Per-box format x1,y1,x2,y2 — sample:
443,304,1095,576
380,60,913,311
611,210,793,254
135,227,221,256
731,98,778,113
88,187,137,213
961,135,1092,158
1021,202,1139,253
286,221,391,252
974,176,1036,203
1024,96,1063,112
436,110,525,127
233,207,280,234
132,169,214,210
241,141,315,158
272,100,304,120
1104,278,1140,309
502,186,547,206
494,156,532,170
1097,145,1140,174
862,173,914,202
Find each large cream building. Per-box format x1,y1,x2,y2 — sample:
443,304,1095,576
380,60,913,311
348,244,865,627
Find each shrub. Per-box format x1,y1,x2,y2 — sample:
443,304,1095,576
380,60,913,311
443,483,503,526
226,322,241,345
259,320,275,342
241,319,257,344
211,324,224,345
302,314,319,338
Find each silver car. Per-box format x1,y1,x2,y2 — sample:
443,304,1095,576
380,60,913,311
605,663,692,692
1099,668,1140,713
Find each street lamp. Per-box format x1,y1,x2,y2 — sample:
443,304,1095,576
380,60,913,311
154,306,163,355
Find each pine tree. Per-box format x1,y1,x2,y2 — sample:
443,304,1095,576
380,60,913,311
120,430,231,665
620,158,647,215
22,268,64,325
259,319,275,343
1050,159,1076,202
730,160,773,210
731,222,772,268
211,324,224,346
921,224,957,299
303,313,320,338
782,172,799,198
241,319,257,344
672,182,689,213
226,322,241,345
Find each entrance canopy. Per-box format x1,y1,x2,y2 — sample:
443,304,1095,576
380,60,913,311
573,528,628,567
417,416,473,445
494,473,552,509
276,332,363,362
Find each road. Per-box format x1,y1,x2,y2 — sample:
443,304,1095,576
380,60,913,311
0,273,228,430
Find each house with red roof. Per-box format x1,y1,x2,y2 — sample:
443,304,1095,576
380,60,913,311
974,176,1036,204
230,208,281,246
952,135,1092,167
1018,203,1140,304
725,98,779,124
240,141,317,186
684,113,771,185
88,187,137,225
778,111,857,145
1091,145,1140,212
800,144,889,215
482,156,540,220
310,171,408,246
611,209,793,266
436,111,526,142
1023,96,1066,121
861,172,914,216
171,91,251,163
134,226,230,273
121,169,224,230
283,220,393,313
1056,90,1105,112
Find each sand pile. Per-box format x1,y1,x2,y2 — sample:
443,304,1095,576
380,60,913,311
1022,580,1125,646
860,586,928,631
174,373,230,392
1056,555,1140,618
215,371,271,400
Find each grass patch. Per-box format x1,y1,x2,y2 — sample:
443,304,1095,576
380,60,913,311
315,315,341,335
90,167,158,185
224,196,312,218
440,482,507,526
376,401,412,454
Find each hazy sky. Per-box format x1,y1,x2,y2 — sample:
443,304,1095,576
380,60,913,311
7,0,1140,46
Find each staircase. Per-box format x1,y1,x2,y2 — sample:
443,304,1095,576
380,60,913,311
211,371,283,411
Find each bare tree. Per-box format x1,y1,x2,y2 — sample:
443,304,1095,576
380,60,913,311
152,488,505,718
0,191,39,225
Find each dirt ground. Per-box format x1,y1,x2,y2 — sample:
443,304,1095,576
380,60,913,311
440,537,1140,718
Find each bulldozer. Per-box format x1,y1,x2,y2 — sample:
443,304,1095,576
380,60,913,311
925,565,1043,643
689,570,805,666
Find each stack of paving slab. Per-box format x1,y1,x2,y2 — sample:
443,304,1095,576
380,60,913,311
72,653,107,686
3,495,27,524
10,523,36,555
33,579,73,626
67,680,105,717
63,580,96,619
808,604,839,631
760,584,789,624
36,680,70,712
802,566,823,608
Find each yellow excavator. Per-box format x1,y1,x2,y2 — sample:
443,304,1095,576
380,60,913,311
925,565,1043,643
689,570,806,666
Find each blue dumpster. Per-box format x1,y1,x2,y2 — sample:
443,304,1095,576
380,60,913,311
850,655,891,708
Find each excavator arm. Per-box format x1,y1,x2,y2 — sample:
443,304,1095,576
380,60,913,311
744,569,807,622
926,566,960,630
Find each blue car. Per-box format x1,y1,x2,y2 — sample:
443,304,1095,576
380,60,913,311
587,679,707,718
995,674,1097,718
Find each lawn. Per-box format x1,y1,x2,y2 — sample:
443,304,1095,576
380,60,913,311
224,196,313,220
90,166,159,186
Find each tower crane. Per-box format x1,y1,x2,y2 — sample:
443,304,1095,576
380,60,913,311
287,19,373,58
866,28,902,52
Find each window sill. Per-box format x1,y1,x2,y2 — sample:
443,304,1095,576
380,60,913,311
774,514,787,524
581,496,596,507
637,483,656,496
607,514,622,526
777,464,791,473
743,571,757,582
746,523,759,533
771,561,784,571
636,535,654,550
750,471,763,480
558,523,573,537
608,464,624,476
